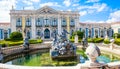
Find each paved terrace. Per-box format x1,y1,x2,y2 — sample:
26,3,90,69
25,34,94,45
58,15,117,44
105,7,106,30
0,42,120,69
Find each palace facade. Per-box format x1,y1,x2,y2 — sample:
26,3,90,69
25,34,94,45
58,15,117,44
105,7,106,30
10,6,79,39
0,6,120,40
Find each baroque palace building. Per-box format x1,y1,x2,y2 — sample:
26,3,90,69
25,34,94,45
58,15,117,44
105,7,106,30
10,6,79,39
0,6,120,40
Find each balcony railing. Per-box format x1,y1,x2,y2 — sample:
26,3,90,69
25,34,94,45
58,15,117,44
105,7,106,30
16,25,22,27
36,25,42,27
26,25,31,27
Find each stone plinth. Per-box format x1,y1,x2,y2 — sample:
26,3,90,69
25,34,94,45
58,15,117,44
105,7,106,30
75,35,78,43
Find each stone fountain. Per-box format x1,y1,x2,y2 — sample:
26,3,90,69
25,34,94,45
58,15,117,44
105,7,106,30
50,30,77,60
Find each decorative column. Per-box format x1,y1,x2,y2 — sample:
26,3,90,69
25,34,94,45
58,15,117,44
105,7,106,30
58,15,62,35
22,15,25,39
66,16,70,39
31,15,36,39
11,16,16,32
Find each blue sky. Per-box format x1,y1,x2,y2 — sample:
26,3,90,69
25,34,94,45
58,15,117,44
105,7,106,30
0,0,120,23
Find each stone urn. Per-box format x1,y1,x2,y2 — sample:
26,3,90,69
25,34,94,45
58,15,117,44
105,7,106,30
85,43,102,66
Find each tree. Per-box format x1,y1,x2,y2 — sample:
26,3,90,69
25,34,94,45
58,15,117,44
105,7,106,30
10,31,23,40
73,31,84,39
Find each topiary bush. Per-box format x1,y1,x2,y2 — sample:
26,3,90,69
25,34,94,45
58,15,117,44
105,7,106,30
10,32,23,40
113,33,120,38
104,39,110,44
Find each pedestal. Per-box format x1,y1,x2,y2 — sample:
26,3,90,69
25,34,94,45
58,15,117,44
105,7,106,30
75,35,78,43
110,39,115,50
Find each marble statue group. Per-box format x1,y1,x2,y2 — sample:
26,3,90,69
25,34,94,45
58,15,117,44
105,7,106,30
50,29,76,57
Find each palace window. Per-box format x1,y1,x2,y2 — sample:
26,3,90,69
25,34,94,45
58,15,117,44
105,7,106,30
62,18,66,26
36,18,42,27
26,18,31,27
44,18,49,26
118,28,120,34
70,19,75,26
52,18,57,26
16,18,22,27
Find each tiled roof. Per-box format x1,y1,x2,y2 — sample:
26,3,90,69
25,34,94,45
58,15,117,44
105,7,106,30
0,22,10,26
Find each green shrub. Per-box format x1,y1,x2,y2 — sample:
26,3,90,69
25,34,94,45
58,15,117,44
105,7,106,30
69,39,74,42
79,39,82,42
104,39,110,44
4,38,11,41
8,41,23,46
37,39,43,43
87,38,104,43
87,38,93,42
0,43,6,47
29,39,43,44
10,32,23,40
113,33,120,38
73,31,84,39
114,38,120,45
92,38,104,43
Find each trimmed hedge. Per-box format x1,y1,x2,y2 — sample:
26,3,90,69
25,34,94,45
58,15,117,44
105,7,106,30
104,39,110,44
87,38,104,43
29,39,43,44
114,38,120,45
0,40,23,47
0,39,43,47
69,39,82,43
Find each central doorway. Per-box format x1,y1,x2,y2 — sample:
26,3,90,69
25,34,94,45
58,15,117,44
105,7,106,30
44,28,50,39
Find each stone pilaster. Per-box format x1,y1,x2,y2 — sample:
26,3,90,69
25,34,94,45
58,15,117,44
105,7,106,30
11,16,16,32
66,16,70,39
58,15,62,35
31,15,36,39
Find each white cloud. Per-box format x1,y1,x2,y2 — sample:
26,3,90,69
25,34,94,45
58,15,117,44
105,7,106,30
22,0,40,5
84,20,105,23
72,4,79,7
106,10,120,23
63,0,71,7
86,0,99,3
78,3,108,14
0,0,17,22
79,11,87,16
23,0,33,5
30,0,40,2
40,2,61,7
24,6,34,10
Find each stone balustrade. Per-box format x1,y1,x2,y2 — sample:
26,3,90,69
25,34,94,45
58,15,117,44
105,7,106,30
0,61,120,69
